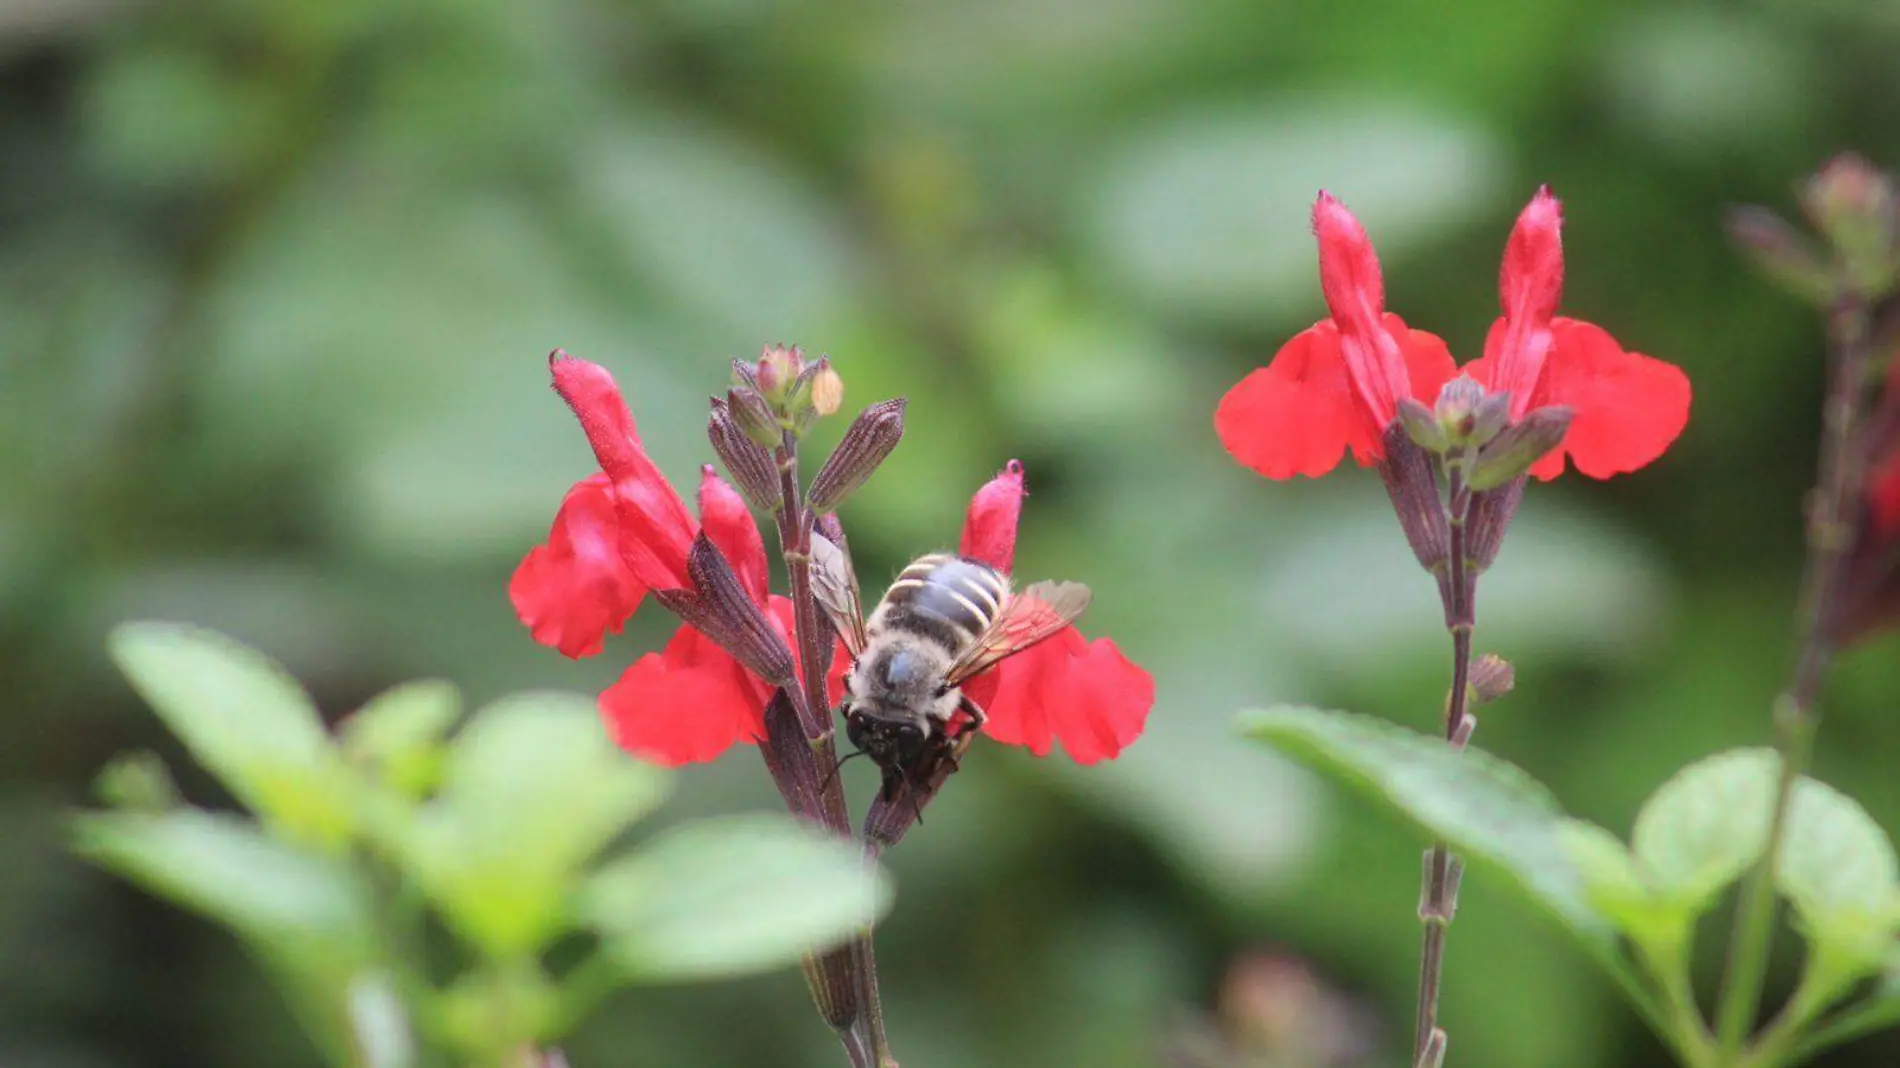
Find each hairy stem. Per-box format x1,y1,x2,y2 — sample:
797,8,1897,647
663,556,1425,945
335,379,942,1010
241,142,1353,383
771,431,895,1068
1414,461,1476,1066
1714,292,1877,1055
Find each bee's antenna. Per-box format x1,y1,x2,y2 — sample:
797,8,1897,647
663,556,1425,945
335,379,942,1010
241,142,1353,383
821,747,865,796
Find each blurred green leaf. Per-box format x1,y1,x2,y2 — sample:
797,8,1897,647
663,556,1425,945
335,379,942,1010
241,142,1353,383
346,971,415,1068
1631,748,1777,908
387,691,669,958
92,750,182,813
437,964,557,1061
107,622,356,850
340,679,462,798
1083,95,1504,326
1557,820,1694,965
1780,769,1900,966
1239,705,1608,942
580,814,891,981
73,809,374,970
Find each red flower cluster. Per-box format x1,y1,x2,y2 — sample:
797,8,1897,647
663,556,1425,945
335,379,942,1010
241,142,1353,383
1216,189,1691,481
511,353,1153,766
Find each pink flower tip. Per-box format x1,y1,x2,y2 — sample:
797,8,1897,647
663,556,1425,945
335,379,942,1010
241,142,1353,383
1501,188,1565,322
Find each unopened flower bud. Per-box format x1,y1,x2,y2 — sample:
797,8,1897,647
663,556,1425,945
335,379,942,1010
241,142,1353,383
809,362,845,417
809,398,906,512
1465,475,1526,572
1801,154,1900,294
1467,406,1573,491
708,397,782,509
754,344,805,401
727,386,782,450
1468,654,1515,706
784,356,834,434
94,751,180,812
1434,375,1510,449
1725,205,1834,305
1397,397,1449,453
1377,424,1449,573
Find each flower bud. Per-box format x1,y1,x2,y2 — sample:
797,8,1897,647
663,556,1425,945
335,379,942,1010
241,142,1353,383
1801,154,1900,294
1467,405,1573,491
784,356,835,435
1725,205,1835,305
1468,653,1515,706
1397,397,1450,453
809,399,906,512
754,343,805,402
727,386,782,450
708,397,782,509
1465,475,1526,572
93,751,180,812
1376,424,1449,573
809,362,845,417
1434,375,1510,450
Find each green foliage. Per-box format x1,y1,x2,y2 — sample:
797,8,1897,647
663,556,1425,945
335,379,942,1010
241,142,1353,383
1246,709,1900,1067
79,623,889,1068
581,816,891,981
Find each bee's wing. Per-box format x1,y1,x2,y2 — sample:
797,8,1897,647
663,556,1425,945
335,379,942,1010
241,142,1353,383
809,532,869,658
943,580,1091,687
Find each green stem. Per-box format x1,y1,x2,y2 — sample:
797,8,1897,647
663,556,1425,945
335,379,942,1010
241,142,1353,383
1782,994,1900,1064
1714,291,1876,1055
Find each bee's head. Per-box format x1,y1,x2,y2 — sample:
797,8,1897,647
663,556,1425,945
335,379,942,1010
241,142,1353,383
844,706,931,767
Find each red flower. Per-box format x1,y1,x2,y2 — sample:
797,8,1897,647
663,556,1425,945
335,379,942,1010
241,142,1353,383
510,353,840,766
1217,189,1691,481
953,461,1155,763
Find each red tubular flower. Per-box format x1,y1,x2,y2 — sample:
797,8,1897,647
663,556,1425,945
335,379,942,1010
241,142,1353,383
1217,188,1691,481
1461,189,1692,479
953,461,1155,763
1216,193,1459,479
510,353,841,766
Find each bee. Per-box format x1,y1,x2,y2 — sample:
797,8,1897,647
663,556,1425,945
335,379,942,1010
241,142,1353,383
809,534,1091,807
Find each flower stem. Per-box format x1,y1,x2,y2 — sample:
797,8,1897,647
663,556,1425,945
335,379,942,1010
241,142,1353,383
1713,292,1877,1057
1414,461,1476,1067
771,430,897,1068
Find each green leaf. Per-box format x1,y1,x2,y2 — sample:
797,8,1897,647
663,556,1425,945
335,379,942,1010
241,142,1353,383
385,692,670,958
1557,820,1695,965
107,622,355,850
73,810,374,970
340,679,462,797
1780,772,1900,966
1238,706,1608,942
580,815,892,981
1631,748,1777,908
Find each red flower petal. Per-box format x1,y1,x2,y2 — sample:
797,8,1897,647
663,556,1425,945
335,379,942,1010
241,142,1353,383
599,624,771,765
1523,318,1691,480
1870,453,1900,537
549,353,695,589
510,473,648,659
1488,188,1565,420
975,628,1153,763
1314,193,1414,429
1215,317,1456,479
961,460,1025,573
696,465,769,605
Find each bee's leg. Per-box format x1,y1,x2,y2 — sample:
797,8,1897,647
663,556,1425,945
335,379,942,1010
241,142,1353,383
955,694,989,734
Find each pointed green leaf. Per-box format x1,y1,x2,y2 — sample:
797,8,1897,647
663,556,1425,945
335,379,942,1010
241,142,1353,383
1239,706,1608,941
386,692,670,958
340,679,461,797
74,810,374,970
107,622,355,849
1631,748,1777,907
580,815,892,981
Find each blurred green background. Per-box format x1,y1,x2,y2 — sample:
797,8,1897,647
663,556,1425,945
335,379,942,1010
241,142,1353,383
5,0,1900,1065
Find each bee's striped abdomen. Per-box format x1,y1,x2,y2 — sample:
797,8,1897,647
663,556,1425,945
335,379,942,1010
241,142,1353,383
875,555,1008,655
